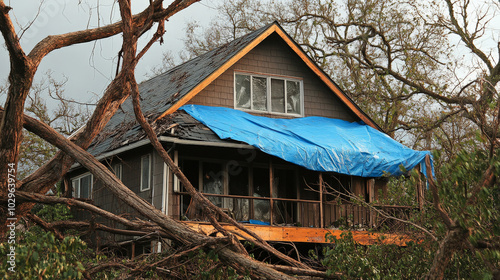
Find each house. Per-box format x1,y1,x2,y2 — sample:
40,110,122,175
66,22,430,252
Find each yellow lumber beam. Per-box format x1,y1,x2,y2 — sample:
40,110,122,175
182,221,416,246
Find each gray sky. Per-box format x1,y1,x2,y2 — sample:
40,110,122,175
0,0,219,110
2,0,498,117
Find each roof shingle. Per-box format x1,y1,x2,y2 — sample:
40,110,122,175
88,23,274,156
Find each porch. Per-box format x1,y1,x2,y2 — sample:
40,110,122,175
167,136,425,245
176,190,421,237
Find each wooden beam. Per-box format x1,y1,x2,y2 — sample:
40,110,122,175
368,179,375,227
269,159,274,225
319,173,324,228
183,221,418,246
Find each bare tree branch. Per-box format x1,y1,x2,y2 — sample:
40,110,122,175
425,155,454,229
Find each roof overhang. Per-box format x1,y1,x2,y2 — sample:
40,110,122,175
69,136,254,170
156,22,382,131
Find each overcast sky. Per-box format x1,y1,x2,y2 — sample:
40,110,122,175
0,0,220,110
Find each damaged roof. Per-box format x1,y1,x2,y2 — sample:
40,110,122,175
87,23,274,156
88,21,381,157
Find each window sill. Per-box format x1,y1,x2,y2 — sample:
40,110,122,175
235,108,303,118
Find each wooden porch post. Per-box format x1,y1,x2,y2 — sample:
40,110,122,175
249,167,254,220
319,173,324,228
368,178,375,227
269,159,274,225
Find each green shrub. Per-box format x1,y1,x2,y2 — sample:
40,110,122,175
319,231,491,279
0,231,86,279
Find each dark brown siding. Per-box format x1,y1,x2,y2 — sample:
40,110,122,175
152,151,164,210
187,33,358,121
67,146,160,243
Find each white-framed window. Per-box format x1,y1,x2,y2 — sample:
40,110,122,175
113,163,122,181
234,72,303,116
141,154,151,191
72,173,93,199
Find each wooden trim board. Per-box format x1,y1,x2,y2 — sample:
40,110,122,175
157,25,278,119
183,221,417,246
156,23,381,131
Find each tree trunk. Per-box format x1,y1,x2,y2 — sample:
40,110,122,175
426,227,469,280
0,1,35,199
0,0,199,232
17,99,297,279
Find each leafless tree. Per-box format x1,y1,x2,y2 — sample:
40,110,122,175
0,1,330,278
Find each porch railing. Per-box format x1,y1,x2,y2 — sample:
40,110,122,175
176,192,418,232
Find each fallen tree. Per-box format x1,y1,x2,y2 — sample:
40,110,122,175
0,1,327,278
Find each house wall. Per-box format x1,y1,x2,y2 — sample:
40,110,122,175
67,145,162,243
67,30,392,244
187,33,359,121
152,151,164,210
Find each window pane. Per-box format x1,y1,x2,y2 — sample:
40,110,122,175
253,167,270,222
253,167,270,197
80,175,91,199
228,165,248,196
113,164,122,180
253,199,270,223
180,159,199,192
229,198,250,221
271,79,285,113
252,77,267,111
228,165,249,221
274,169,297,199
299,169,319,200
202,162,224,207
324,173,351,202
273,169,297,225
180,160,199,216
286,80,301,114
141,155,150,190
72,179,79,198
235,74,251,109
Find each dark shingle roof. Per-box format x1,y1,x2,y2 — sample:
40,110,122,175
87,23,274,156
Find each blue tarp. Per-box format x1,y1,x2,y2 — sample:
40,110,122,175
181,105,433,178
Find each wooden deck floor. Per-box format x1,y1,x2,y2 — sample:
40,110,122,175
183,221,416,246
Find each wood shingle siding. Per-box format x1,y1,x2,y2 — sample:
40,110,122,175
188,33,358,121
152,151,164,210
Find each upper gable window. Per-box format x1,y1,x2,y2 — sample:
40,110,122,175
234,72,303,116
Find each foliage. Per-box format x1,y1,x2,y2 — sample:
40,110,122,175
382,171,420,207
0,231,86,280
32,192,72,221
320,231,491,280
18,130,58,179
434,147,500,264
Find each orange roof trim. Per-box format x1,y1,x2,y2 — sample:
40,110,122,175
157,23,381,131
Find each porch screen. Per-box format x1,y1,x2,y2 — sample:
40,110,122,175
181,104,434,178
